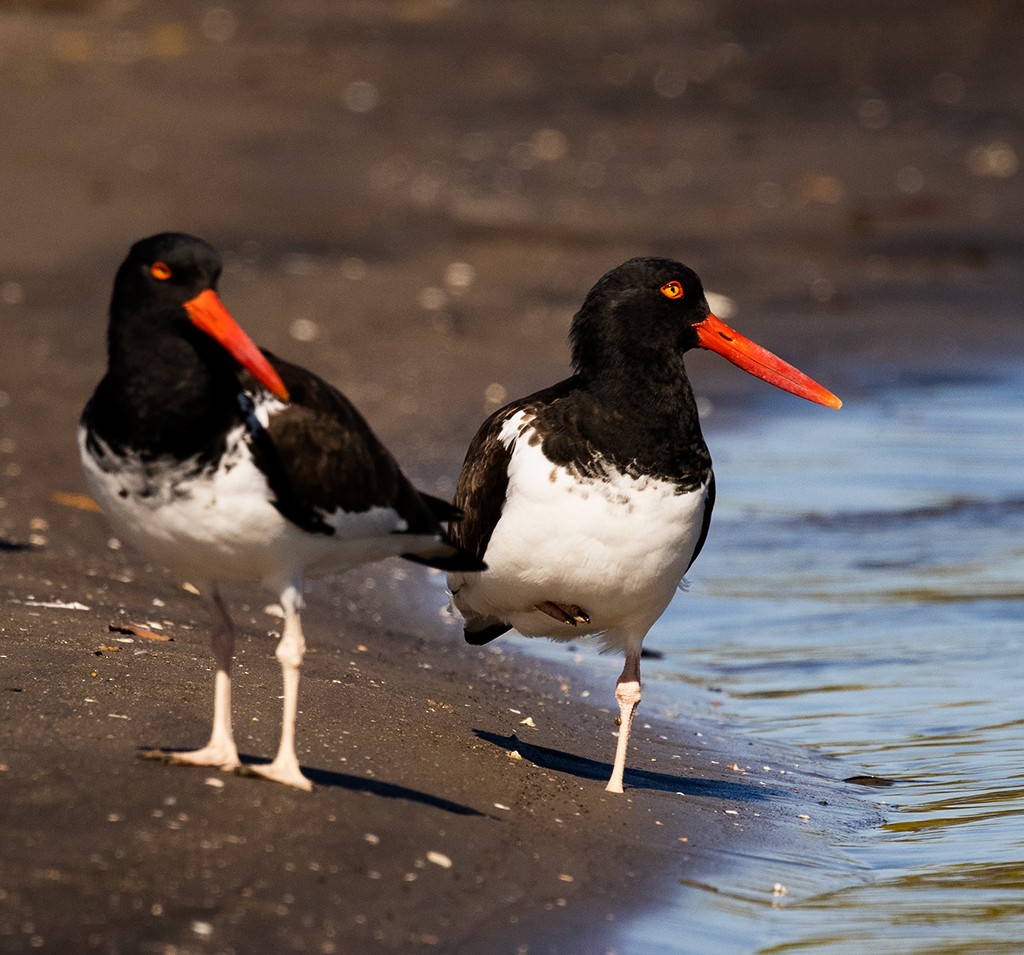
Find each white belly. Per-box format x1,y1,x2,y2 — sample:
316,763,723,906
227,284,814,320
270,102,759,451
451,414,710,644
79,424,421,590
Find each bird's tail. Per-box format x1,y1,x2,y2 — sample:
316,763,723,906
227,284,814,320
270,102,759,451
401,537,486,573
420,493,463,524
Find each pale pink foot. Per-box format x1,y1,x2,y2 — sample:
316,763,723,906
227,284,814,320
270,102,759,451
240,757,313,791
165,742,241,771
144,588,241,773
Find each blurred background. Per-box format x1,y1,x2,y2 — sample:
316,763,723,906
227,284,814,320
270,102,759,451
1,3,1022,952
1,0,1021,482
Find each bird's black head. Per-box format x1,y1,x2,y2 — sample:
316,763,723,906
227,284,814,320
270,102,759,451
104,232,289,403
111,232,223,320
86,233,289,461
570,255,842,409
568,256,712,376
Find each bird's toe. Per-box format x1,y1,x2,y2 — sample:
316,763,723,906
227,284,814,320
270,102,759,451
237,761,314,791
140,746,241,771
536,600,590,626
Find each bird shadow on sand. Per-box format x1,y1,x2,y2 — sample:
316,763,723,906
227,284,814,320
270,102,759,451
138,748,484,816
0,538,32,552
475,731,785,801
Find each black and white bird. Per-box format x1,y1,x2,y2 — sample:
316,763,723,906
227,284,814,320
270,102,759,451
448,257,841,793
80,232,484,790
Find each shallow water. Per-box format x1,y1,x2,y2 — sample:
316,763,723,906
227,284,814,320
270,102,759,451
616,361,1024,952
502,361,1024,951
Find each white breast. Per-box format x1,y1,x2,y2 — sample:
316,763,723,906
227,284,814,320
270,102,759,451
451,411,710,645
78,416,427,591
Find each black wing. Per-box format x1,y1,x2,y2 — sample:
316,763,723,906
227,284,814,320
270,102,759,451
451,377,582,561
686,470,715,572
449,402,522,644
244,353,483,572
450,405,517,561
241,352,434,532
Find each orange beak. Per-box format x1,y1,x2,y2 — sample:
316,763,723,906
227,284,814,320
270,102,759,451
183,289,290,401
693,313,842,409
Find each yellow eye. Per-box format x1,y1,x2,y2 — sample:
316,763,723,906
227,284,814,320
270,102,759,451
151,262,172,281
660,280,684,300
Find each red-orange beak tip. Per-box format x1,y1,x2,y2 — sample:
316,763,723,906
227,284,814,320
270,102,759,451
695,313,842,410
184,289,291,403
269,378,291,403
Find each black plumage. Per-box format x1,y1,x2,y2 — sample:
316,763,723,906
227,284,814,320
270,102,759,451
80,232,483,790
448,256,839,793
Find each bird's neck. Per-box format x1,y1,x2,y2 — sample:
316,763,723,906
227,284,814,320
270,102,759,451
556,360,711,486
90,319,242,462
582,345,699,421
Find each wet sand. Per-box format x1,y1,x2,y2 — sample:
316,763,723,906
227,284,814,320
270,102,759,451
1,2,1022,952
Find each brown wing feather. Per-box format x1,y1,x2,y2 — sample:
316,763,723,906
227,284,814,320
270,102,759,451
450,406,517,560
246,352,447,538
452,378,582,559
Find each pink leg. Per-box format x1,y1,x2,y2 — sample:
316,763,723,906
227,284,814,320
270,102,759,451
245,583,312,791
606,647,642,794
167,584,241,770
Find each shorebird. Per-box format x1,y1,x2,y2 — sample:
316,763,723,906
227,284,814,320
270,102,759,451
447,257,841,793
80,232,483,790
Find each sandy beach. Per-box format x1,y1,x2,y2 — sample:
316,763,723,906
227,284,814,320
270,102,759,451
2,2,1021,952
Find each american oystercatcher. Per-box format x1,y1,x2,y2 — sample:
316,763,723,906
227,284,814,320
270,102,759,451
448,257,841,794
80,232,484,791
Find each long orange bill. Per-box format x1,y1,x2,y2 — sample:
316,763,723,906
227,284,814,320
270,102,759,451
183,289,290,401
694,313,842,409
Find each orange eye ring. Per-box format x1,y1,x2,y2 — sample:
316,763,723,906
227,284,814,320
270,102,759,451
151,262,172,281
660,280,684,300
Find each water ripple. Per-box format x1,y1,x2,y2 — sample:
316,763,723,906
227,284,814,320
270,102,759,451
623,364,1024,954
